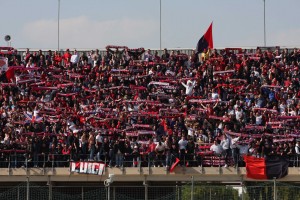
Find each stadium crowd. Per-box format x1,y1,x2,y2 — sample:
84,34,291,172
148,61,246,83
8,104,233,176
0,45,300,169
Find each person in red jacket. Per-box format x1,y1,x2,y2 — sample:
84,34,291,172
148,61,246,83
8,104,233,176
63,49,72,68
62,143,71,166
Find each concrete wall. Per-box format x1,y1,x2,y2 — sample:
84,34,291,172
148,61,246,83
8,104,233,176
0,167,299,183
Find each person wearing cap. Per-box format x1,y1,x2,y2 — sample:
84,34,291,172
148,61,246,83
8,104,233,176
132,144,140,167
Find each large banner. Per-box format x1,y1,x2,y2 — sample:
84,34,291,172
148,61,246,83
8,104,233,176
70,162,105,175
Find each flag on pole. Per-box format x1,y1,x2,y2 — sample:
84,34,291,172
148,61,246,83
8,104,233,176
170,157,180,172
243,155,289,179
196,22,213,53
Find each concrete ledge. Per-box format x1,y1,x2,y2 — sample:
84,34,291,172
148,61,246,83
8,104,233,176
0,167,299,182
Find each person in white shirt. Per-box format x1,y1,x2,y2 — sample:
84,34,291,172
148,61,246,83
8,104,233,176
186,123,195,137
70,49,79,65
238,143,249,156
255,112,263,125
230,134,240,167
178,136,188,166
279,100,287,114
227,105,235,116
181,80,196,96
295,141,300,155
95,131,103,156
210,140,223,155
26,58,35,76
155,141,166,167
211,88,219,100
220,134,231,167
235,107,244,122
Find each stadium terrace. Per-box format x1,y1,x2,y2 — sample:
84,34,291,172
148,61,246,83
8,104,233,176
1,45,300,177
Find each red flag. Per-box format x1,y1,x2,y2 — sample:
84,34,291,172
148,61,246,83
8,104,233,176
170,158,180,172
6,67,15,82
196,22,213,53
243,155,289,179
243,155,267,179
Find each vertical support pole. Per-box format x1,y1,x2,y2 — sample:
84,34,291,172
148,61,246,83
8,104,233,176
263,0,266,46
176,183,179,200
144,180,148,200
26,176,30,200
241,183,244,200
159,0,162,51
25,154,28,175
48,177,52,200
58,0,60,51
107,184,110,200
273,178,276,200
82,186,84,200
17,186,20,200
191,176,194,200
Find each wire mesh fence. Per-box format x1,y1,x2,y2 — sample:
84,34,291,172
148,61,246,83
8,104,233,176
1,181,300,200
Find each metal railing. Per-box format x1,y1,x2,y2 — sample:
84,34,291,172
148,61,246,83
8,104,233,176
1,152,300,171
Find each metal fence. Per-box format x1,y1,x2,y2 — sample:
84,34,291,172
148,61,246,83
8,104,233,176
0,181,300,200
1,152,300,170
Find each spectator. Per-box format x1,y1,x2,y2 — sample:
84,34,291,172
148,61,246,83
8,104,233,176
88,132,96,161
161,48,170,62
178,136,188,166
155,141,166,167
181,80,196,96
143,49,153,62
210,140,223,155
230,134,240,167
132,145,140,167
70,49,79,65
220,134,231,168
114,139,124,167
